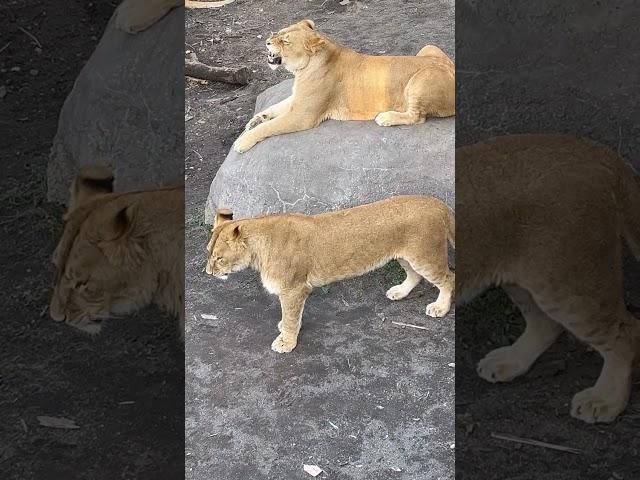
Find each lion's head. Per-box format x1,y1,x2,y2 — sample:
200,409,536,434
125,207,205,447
265,19,327,72
205,209,251,279
50,167,157,334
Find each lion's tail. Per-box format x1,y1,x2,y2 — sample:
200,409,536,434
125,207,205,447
620,163,640,259
445,206,455,250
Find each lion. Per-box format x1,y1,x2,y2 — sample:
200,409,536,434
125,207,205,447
206,196,455,353
457,134,640,424
49,166,185,339
116,0,234,34
233,19,455,153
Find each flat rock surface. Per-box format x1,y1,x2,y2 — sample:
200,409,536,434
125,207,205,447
206,79,454,221
185,1,455,479
46,6,184,203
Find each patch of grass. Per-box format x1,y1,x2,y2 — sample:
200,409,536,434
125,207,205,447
382,260,406,285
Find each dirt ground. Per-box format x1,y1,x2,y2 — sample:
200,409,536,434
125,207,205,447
185,1,455,479
1,2,184,479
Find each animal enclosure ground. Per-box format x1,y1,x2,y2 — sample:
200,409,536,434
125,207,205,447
185,1,455,479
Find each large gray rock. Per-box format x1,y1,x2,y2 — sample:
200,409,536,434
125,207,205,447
205,79,454,222
47,7,184,204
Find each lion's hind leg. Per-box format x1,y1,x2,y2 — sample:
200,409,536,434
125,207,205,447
375,65,454,127
416,45,455,67
477,284,563,383
386,259,422,301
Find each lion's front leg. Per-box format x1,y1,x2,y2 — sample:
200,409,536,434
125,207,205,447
233,113,319,153
271,287,311,353
245,96,293,131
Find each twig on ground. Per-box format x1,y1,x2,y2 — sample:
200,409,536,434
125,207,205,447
0,42,11,54
391,321,428,330
327,420,339,430
18,27,42,48
185,52,250,85
491,432,582,454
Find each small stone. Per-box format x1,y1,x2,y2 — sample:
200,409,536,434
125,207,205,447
30,69,39,76
10,66,20,72
0,86,6,99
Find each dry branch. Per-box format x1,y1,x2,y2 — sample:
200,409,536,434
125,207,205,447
185,52,250,85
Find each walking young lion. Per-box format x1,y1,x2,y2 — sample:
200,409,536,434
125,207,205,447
50,166,185,339
457,134,640,424
206,196,455,353
233,19,455,153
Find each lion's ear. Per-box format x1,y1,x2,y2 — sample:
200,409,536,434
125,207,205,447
299,19,315,30
304,33,325,54
98,203,148,266
229,224,247,246
214,208,233,228
66,164,114,218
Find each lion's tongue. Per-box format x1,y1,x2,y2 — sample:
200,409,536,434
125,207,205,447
267,54,282,68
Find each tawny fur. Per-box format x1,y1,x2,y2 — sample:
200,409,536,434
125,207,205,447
50,167,185,339
457,133,640,424
115,0,229,34
206,196,455,353
233,19,455,153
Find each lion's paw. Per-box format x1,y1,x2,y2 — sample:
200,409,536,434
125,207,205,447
570,387,627,424
477,346,527,382
271,334,297,353
374,112,395,127
233,134,257,153
386,285,410,301
115,0,170,34
426,302,448,318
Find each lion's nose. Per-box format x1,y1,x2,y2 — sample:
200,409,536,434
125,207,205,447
266,38,272,46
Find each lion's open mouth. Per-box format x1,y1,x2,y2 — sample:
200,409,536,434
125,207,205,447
267,53,282,69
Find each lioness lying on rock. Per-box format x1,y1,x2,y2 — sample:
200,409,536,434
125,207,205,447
206,196,455,353
50,166,185,339
457,134,640,424
233,19,455,153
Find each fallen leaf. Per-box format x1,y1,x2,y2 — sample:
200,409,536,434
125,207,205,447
303,464,323,477
340,0,351,5
37,416,79,429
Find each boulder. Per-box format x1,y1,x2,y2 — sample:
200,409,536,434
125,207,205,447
47,7,184,204
205,79,454,222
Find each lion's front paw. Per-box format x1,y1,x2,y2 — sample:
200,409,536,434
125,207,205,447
477,346,528,382
245,114,269,131
271,334,297,353
426,302,449,318
570,386,628,424
233,133,258,153
115,0,171,34
386,285,410,301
